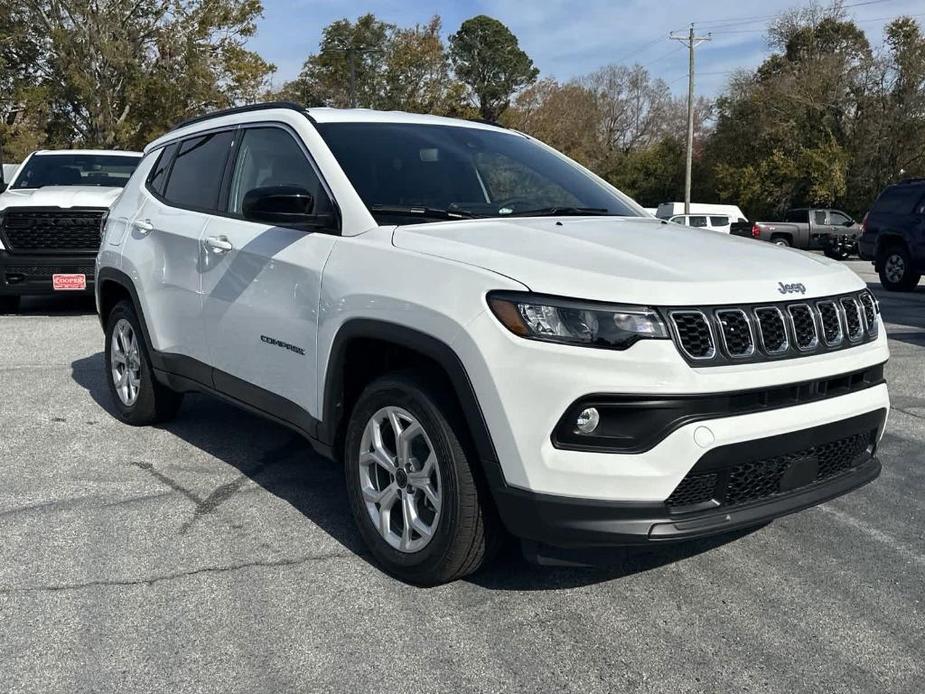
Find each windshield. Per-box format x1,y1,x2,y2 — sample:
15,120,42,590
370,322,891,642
12,154,141,189
315,122,642,223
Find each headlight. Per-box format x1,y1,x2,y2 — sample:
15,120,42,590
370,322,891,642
487,292,668,350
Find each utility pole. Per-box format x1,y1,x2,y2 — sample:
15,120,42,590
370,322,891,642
670,24,711,215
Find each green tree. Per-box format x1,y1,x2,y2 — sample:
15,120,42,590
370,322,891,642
1,0,275,152
449,15,538,121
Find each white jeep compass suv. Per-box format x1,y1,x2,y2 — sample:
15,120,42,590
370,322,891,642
96,103,889,584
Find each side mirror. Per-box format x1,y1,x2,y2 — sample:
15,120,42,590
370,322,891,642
242,186,315,226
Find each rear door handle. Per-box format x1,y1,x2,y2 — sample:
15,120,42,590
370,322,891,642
133,219,154,235
205,235,233,253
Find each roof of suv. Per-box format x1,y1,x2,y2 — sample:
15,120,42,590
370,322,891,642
146,102,511,154
30,149,143,157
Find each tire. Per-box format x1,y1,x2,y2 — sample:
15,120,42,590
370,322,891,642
0,296,20,314
344,371,499,585
771,236,791,248
878,244,921,292
104,300,183,425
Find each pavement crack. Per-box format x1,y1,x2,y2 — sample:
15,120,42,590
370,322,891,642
0,552,353,595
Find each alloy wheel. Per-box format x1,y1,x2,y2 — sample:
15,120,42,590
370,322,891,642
111,318,141,406
885,254,905,284
358,406,442,553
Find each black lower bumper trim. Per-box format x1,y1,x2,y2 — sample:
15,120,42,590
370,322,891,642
0,253,96,295
496,457,880,547
493,411,885,548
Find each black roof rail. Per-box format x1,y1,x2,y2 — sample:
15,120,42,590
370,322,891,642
169,101,307,132
897,177,925,184
465,117,506,129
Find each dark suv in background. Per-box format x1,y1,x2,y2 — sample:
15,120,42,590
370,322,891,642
859,178,925,291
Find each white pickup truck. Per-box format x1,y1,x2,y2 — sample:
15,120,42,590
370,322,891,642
0,149,142,312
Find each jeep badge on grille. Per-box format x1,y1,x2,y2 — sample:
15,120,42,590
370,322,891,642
777,282,807,295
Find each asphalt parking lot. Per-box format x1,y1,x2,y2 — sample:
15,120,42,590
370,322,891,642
0,258,923,693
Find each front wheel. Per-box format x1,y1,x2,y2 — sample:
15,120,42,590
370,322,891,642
879,245,921,292
104,300,183,424
344,372,498,585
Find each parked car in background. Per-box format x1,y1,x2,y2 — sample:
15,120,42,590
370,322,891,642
731,208,859,259
0,149,143,313
95,103,888,585
858,178,925,292
656,202,747,222
668,213,736,233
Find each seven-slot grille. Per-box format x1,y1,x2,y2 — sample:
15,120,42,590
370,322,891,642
0,207,105,254
666,290,879,365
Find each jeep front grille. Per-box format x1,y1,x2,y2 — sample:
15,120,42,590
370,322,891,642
663,290,879,366
0,207,105,254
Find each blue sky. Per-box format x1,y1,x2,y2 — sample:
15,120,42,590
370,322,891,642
249,0,925,98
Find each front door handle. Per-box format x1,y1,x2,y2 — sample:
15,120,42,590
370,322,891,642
134,219,154,235
205,235,233,253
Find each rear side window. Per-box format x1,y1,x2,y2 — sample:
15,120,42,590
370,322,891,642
813,210,827,225
163,131,233,210
147,143,177,196
709,216,729,226
785,210,809,223
688,216,708,227
873,185,925,215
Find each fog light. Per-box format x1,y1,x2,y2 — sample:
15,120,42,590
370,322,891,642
576,407,600,434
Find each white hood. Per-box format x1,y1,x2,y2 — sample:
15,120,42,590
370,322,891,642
0,186,124,210
392,216,865,306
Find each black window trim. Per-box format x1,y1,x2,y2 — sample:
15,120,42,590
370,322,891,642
142,119,341,235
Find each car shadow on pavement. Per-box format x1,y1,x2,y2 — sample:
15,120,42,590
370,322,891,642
71,351,755,590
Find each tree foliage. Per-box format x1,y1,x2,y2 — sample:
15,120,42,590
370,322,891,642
449,15,539,121
0,0,274,155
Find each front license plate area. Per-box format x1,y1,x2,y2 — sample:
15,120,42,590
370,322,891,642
52,274,87,291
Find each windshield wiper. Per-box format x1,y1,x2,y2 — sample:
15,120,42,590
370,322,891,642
504,206,611,217
369,205,482,220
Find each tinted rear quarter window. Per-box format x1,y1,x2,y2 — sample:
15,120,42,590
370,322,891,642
709,216,729,226
873,184,925,216
163,131,233,210
147,143,177,196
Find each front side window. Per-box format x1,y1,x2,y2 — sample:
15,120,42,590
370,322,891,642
227,127,330,217
163,131,233,210
316,122,641,224
12,153,141,189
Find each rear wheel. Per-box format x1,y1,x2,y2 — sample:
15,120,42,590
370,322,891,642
771,236,791,247
0,296,19,314
344,372,498,585
104,300,183,424
879,245,921,292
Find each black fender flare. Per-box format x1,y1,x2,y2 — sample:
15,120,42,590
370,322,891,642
320,319,502,484
95,267,159,360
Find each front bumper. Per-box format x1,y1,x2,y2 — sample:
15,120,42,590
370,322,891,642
493,409,885,547
0,252,96,295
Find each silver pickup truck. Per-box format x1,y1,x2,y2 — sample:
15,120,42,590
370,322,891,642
730,208,859,260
